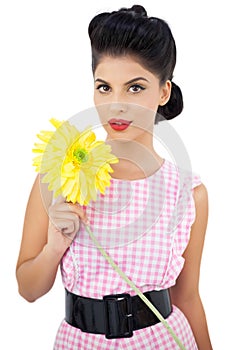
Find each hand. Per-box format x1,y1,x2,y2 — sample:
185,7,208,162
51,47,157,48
47,196,89,255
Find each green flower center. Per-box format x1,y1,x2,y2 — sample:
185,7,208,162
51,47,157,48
73,148,89,163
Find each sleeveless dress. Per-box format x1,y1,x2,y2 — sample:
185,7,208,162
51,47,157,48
54,159,201,349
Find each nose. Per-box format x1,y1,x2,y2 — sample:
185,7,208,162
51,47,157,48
107,89,129,114
109,102,128,115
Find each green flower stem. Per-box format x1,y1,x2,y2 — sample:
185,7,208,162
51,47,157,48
85,224,186,350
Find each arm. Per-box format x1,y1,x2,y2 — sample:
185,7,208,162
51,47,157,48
170,184,213,350
16,175,87,302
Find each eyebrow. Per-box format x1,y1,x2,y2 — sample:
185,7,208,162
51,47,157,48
125,77,149,85
94,77,149,85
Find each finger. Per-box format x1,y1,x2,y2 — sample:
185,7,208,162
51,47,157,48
53,200,83,215
50,198,90,225
54,203,89,225
51,217,80,236
50,212,80,227
52,202,75,213
54,195,66,204
67,203,89,225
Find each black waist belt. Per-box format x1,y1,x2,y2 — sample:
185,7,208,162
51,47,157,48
65,288,172,339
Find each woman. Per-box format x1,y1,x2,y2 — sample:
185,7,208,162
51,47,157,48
16,5,213,349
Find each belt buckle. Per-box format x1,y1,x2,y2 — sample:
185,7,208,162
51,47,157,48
103,293,133,339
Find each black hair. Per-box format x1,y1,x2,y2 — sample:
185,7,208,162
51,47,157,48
88,5,183,121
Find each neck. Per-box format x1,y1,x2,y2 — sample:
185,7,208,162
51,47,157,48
106,139,164,180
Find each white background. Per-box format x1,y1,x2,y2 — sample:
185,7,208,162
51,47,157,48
0,0,232,349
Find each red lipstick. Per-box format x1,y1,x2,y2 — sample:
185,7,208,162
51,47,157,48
108,118,132,131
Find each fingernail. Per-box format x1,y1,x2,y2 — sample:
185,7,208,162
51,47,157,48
84,219,90,226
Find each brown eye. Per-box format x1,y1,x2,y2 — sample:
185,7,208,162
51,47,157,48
96,84,111,93
129,84,145,93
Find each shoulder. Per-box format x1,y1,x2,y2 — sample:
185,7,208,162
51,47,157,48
190,183,208,249
193,183,208,213
162,159,203,192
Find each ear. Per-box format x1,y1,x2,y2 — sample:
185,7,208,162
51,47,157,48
159,80,172,106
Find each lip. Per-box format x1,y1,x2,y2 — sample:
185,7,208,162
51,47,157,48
108,118,132,131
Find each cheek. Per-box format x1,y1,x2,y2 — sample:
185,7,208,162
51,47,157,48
94,88,105,106
94,104,109,125
93,92,99,105
132,105,156,130
144,91,160,111
131,89,160,113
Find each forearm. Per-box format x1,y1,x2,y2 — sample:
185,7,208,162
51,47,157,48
175,295,212,350
16,244,64,302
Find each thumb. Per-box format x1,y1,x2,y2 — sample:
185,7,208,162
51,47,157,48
54,195,66,204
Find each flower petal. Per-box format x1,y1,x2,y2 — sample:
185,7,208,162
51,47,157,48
33,118,118,205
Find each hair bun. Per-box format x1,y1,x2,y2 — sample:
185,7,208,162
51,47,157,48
131,5,147,16
157,82,183,121
119,5,147,17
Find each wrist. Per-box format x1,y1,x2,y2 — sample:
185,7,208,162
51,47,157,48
43,243,66,263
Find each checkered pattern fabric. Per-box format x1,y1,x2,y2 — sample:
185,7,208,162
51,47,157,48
54,159,201,349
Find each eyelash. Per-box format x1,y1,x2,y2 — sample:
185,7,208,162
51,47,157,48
96,84,110,93
129,84,146,93
96,84,146,94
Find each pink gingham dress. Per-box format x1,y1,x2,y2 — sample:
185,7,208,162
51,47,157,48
54,159,201,349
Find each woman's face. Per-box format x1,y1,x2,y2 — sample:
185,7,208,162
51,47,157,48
93,55,171,143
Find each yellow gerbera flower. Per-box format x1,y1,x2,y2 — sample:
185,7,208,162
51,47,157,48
33,118,118,205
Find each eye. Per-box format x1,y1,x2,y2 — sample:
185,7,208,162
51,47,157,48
128,84,146,93
96,84,111,93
